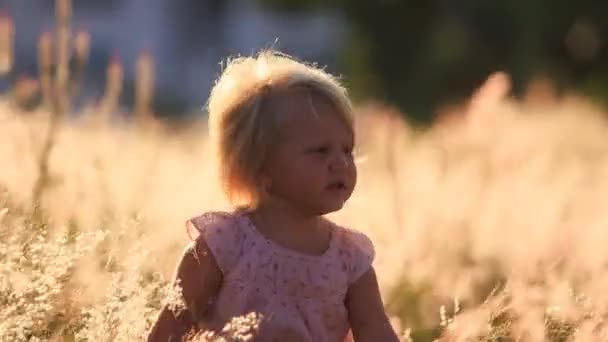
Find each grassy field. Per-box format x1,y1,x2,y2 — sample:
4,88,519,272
4,73,608,341
4,1,608,340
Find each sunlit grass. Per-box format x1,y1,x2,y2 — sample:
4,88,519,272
3,73,608,341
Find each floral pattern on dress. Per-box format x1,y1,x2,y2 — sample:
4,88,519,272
187,211,375,342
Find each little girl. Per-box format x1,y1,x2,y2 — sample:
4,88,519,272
148,50,399,342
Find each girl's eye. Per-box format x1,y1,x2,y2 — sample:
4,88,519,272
309,146,329,154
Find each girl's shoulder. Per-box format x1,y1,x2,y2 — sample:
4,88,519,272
186,210,238,238
186,210,246,274
330,222,376,285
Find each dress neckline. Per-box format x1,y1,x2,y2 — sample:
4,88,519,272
239,211,337,260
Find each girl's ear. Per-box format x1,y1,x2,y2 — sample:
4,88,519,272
258,154,276,198
260,174,273,194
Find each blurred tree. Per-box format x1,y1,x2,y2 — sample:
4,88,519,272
260,0,608,123
169,0,226,55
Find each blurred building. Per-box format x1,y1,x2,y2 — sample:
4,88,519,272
3,0,346,115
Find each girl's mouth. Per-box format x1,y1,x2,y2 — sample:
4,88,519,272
326,181,346,191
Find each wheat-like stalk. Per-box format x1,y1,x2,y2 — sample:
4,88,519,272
0,11,14,75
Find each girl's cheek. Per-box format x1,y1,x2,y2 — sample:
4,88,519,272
349,159,357,174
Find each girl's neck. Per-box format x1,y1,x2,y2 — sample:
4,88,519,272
249,200,323,236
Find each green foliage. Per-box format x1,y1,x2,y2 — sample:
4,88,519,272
387,280,441,342
259,0,608,123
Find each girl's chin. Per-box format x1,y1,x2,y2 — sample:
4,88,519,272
267,194,349,216
315,200,347,216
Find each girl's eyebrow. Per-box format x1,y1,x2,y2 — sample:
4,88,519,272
303,140,328,148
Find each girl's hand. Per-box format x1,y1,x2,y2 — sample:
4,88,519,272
346,267,400,342
147,235,223,342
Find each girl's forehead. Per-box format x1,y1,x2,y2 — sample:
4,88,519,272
272,91,350,132
279,107,349,142
278,116,355,149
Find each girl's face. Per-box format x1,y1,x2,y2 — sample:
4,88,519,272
261,91,356,216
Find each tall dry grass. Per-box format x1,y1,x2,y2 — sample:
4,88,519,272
4,72,608,341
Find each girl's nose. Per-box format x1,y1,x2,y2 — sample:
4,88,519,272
329,153,350,172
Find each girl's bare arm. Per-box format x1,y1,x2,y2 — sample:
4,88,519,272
346,267,399,342
147,236,223,342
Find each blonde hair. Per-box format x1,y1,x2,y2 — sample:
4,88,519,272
207,50,355,209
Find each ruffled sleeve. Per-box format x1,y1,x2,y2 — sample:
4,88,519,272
340,228,376,285
185,211,243,275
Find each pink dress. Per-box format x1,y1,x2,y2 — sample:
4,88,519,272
186,210,375,342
